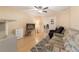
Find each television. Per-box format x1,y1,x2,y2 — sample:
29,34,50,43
26,24,35,30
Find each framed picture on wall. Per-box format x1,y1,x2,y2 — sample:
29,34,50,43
26,24,35,30
51,19,54,24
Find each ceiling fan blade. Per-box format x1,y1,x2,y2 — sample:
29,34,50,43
38,6,42,9
34,6,38,9
34,6,42,9
43,7,48,10
43,11,47,13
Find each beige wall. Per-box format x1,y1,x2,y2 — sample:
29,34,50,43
56,8,70,29
70,7,79,30
56,7,79,30
0,7,29,34
1,6,79,35
0,7,50,35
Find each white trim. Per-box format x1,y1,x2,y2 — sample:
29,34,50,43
5,21,8,36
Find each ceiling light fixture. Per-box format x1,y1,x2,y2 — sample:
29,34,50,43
34,6,48,13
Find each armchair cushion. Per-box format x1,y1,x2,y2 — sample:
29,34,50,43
55,26,64,34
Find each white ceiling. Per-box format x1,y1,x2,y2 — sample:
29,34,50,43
10,6,69,16
0,6,69,16
7,6,69,11
48,6,69,11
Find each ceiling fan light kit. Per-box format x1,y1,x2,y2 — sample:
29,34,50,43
34,6,48,13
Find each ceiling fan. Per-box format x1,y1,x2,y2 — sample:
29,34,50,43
34,6,48,13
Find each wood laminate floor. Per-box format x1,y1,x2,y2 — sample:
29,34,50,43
17,32,45,52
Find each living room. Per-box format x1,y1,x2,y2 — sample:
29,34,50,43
0,6,79,52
